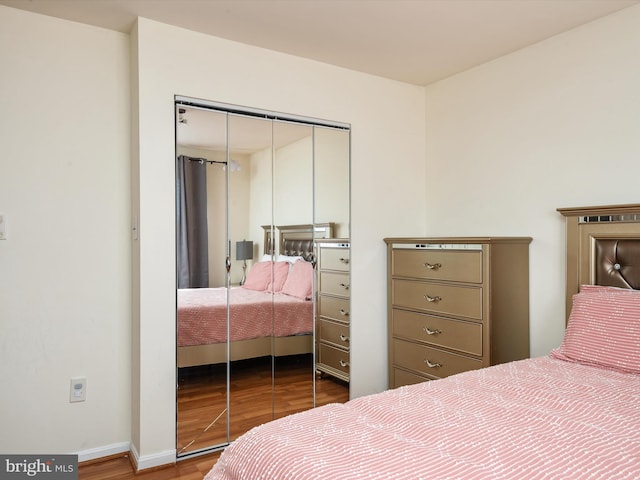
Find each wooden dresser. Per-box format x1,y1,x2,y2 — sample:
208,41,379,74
316,239,351,382
384,237,531,388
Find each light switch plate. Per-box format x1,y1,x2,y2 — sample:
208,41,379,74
0,213,6,240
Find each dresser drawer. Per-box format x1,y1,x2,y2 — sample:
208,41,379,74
319,271,350,298
318,319,350,349
318,295,350,323
392,279,482,320
392,338,482,379
392,249,482,283
318,343,350,374
392,309,483,356
391,367,428,388
319,247,350,271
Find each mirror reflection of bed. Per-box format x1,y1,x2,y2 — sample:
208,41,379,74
177,225,349,453
175,101,350,456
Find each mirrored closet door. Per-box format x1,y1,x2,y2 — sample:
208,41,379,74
175,98,350,457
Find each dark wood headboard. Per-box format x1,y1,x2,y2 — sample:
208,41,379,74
558,203,640,321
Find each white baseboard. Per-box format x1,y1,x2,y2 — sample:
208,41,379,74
76,442,130,463
129,443,176,471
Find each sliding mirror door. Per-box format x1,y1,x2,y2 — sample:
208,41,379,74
272,120,315,419
227,113,275,440
175,98,351,457
313,126,351,402
176,106,230,455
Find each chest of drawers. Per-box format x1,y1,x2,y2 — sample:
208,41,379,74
384,237,531,388
316,239,350,382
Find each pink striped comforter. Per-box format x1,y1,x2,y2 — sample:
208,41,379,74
177,287,312,347
206,357,640,479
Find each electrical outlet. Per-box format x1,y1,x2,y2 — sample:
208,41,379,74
69,377,86,403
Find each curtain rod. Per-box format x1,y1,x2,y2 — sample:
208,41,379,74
186,156,227,166
175,95,350,130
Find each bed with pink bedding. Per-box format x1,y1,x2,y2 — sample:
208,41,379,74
177,256,316,367
206,275,640,479
206,354,640,480
178,286,312,346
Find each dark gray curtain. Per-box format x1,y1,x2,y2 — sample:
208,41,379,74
176,155,209,288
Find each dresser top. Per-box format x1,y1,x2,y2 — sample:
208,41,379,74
317,238,350,245
383,236,532,245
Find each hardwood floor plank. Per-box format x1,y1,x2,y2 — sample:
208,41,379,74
80,354,348,478
79,452,221,480
177,354,348,454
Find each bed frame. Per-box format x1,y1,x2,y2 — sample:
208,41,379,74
177,223,334,368
558,203,640,320
262,222,334,263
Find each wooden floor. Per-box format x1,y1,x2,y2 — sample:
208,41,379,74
78,452,221,480
177,354,348,454
80,355,348,479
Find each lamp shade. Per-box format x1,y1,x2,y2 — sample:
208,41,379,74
236,240,254,261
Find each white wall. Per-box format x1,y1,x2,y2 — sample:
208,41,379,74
424,5,640,357
273,135,314,227
132,17,426,462
0,6,131,457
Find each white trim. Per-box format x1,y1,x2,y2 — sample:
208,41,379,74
76,442,130,463
129,443,176,472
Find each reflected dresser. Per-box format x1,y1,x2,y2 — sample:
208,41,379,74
384,237,531,388
316,239,351,382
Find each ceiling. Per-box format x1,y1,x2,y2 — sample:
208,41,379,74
2,0,638,86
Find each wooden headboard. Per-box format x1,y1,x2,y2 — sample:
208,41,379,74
558,203,640,321
262,223,335,263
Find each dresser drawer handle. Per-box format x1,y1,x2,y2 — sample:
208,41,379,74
339,334,350,343
424,359,442,368
423,326,441,336
339,309,350,316
424,262,442,270
423,294,441,303
339,359,350,368
339,283,350,290
339,257,350,264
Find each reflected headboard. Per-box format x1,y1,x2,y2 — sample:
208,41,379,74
558,203,640,322
262,223,335,263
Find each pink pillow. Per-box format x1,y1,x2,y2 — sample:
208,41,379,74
578,284,637,295
281,260,313,300
267,262,290,293
242,261,273,291
550,285,640,373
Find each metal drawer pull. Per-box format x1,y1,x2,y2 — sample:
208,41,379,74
424,359,442,368
339,309,350,316
423,326,441,336
339,360,350,368
339,334,350,343
340,283,350,290
424,262,442,270
424,294,441,303
339,257,350,264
